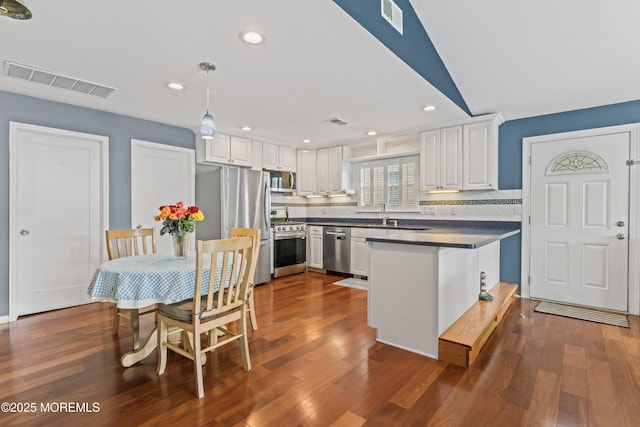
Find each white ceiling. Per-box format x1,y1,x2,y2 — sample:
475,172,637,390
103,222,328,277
2,1,638,148
410,0,640,120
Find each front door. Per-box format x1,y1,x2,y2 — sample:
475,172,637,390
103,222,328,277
10,123,108,317
529,131,629,311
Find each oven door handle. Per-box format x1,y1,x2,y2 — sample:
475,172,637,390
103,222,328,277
273,233,306,240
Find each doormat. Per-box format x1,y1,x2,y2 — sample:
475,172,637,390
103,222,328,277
333,278,368,291
534,301,630,328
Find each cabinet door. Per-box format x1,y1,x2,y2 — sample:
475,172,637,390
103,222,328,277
308,228,323,268
463,120,498,190
279,146,297,172
440,126,463,190
262,143,279,170
296,150,317,195
229,136,252,167
205,133,231,164
420,130,440,191
251,140,263,171
316,148,330,195
350,237,369,275
327,146,343,194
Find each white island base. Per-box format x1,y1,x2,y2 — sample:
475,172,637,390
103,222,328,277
367,240,500,359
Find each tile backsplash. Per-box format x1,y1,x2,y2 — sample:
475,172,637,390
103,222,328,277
272,189,522,222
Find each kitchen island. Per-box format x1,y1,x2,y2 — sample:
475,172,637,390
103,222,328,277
366,227,519,359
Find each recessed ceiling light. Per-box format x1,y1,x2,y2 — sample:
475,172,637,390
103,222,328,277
367,131,377,136
241,126,252,131
422,105,436,111
302,139,311,144
167,82,184,90
240,31,265,44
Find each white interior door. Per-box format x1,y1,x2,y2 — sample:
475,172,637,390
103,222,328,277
10,123,108,318
529,132,629,311
131,140,195,254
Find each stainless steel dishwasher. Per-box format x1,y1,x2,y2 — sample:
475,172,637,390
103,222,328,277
323,226,351,274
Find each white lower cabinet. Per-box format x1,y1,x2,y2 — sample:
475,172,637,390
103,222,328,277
350,228,388,277
308,226,323,268
296,150,317,196
350,237,369,276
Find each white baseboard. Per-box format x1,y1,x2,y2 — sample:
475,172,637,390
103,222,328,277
0,315,10,324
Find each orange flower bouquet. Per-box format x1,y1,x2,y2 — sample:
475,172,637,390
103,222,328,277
154,202,204,258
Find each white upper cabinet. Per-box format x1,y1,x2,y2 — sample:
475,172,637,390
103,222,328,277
262,143,278,169
420,114,502,192
462,118,499,190
263,143,296,172
420,126,463,191
296,149,317,196
198,134,252,167
279,146,296,171
316,146,344,195
229,136,253,167
251,140,263,171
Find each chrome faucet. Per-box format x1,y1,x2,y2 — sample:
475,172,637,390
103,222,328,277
380,203,389,225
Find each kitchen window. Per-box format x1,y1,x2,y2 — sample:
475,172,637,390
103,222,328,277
354,155,418,211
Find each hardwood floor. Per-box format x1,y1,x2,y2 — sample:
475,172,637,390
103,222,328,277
1,271,639,426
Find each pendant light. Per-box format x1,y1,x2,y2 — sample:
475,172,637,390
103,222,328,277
0,0,32,19
199,62,216,140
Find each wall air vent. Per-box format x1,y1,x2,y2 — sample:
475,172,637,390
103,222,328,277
326,117,349,126
2,60,116,98
381,0,403,35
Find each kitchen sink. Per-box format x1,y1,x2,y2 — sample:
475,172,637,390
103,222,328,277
362,223,431,231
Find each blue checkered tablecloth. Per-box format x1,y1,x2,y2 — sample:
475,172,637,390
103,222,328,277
87,253,232,309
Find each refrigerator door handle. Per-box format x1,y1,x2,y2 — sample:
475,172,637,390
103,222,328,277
263,173,271,232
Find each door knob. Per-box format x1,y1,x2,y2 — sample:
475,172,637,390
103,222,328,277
20,229,29,236
617,233,626,240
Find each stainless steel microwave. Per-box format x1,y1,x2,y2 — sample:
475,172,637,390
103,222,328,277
269,170,296,193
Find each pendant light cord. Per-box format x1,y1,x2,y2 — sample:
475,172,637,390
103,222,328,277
205,69,211,114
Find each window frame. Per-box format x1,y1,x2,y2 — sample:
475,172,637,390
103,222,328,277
353,155,419,212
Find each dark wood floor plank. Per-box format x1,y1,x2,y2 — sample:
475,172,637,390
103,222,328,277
0,272,639,426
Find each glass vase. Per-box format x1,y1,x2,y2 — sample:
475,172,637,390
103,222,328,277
172,233,189,259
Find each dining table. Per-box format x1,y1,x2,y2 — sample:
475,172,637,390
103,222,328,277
88,252,226,367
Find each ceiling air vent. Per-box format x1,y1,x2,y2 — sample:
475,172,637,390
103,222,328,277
326,117,349,126
3,60,116,98
381,0,403,35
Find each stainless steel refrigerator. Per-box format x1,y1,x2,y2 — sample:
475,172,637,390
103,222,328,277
195,166,271,284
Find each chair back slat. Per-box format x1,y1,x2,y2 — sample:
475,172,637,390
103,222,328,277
196,236,254,319
106,228,157,260
230,228,261,285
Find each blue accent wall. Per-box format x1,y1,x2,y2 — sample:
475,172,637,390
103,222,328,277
499,99,640,190
497,99,640,286
333,0,471,115
0,90,194,316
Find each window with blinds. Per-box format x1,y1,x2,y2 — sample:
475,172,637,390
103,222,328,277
355,155,418,210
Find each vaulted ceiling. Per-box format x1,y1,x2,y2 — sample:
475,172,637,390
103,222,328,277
2,1,638,148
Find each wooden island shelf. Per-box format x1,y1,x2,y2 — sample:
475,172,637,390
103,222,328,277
438,282,519,368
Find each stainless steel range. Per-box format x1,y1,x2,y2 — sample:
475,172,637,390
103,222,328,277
271,210,306,278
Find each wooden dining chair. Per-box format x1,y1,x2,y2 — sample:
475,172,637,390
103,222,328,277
230,227,261,330
105,227,157,350
156,236,255,398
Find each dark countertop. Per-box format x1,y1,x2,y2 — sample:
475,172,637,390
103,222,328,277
367,228,520,249
306,221,432,231
303,218,521,249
